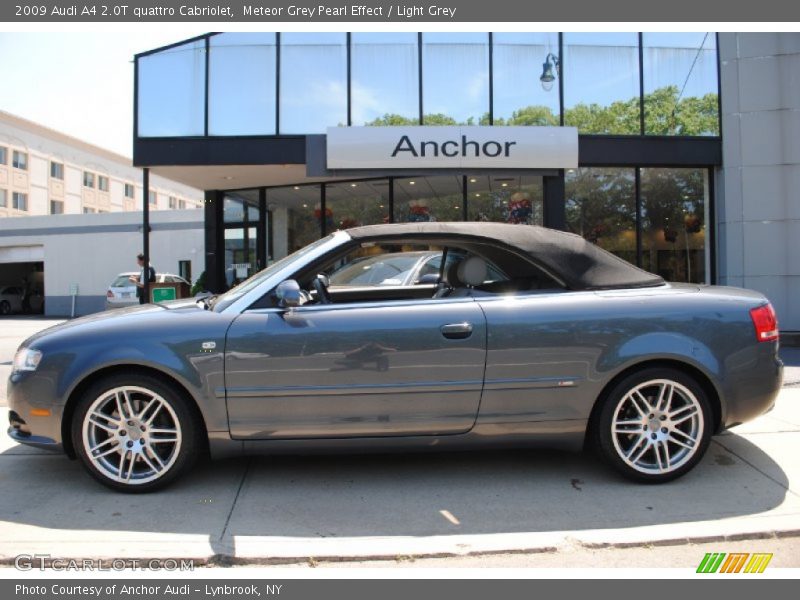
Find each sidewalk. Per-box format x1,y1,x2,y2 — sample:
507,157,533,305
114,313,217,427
0,388,798,565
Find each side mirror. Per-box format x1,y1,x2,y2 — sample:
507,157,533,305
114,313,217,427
275,279,302,309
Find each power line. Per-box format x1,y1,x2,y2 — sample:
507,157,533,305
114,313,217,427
676,32,710,105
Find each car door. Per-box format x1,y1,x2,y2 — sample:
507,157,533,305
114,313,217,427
224,297,487,439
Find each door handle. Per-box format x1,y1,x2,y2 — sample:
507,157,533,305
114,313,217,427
440,322,473,339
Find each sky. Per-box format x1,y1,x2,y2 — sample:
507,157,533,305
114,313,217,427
0,31,205,157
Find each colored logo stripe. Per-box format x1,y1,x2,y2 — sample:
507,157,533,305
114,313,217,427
720,553,749,573
697,552,773,573
697,553,726,573
744,553,773,573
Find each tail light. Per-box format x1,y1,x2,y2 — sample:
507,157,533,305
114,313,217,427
750,303,779,342
106,290,114,299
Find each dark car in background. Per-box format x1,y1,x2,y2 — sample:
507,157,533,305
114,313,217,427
7,223,782,492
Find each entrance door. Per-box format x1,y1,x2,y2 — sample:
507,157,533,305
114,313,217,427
224,298,488,439
224,226,259,288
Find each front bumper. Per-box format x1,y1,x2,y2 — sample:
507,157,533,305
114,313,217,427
6,371,66,453
7,421,62,452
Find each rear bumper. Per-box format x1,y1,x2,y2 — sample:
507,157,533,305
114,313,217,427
720,350,783,430
105,300,137,310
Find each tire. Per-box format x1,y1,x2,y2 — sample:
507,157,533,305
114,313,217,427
592,367,713,483
0,301,10,315
72,373,202,492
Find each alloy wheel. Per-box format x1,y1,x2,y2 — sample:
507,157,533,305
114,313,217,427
81,386,182,485
610,378,704,475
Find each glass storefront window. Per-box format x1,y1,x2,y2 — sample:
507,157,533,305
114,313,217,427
137,40,206,137
563,33,641,135
393,176,464,223
223,190,260,223
352,33,419,126
209,33,276,135
422,33,489,125
266,185,321,260
565,167,637,264
641,168,707,283
643,33,719,136
279,33,347,133
224,227,258,289
325,180,390,229
467,175,544,225
492,33,560,126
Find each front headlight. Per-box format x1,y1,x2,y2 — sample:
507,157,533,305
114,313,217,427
12,347,42,373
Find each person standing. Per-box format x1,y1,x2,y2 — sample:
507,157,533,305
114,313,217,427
130,253,156,304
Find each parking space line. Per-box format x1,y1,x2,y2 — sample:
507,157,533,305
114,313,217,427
218,456,252,541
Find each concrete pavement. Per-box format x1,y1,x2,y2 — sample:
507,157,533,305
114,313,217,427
0,317,798,566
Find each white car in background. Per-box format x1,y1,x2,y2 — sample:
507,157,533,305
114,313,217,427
0,285,44,315
105,272,190,309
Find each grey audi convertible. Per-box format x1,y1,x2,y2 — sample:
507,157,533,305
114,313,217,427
7,223,783,492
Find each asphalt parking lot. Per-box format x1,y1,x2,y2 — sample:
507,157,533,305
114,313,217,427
0,317,798,566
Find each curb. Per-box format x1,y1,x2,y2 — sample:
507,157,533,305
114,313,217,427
2,525,798,567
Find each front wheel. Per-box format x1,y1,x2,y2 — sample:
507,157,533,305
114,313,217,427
592,367,713,483
72,374,201,492
0,301,11,315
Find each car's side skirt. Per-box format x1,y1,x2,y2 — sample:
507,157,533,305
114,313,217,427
207,419,588,460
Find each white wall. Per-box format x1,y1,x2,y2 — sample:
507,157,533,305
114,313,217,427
0,210,204,316
718,32,800,332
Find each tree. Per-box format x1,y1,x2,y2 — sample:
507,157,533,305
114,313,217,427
364,86,719,136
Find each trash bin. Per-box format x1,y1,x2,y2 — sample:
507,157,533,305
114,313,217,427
150,281,190,303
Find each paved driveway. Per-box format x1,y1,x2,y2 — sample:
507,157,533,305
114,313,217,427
0,317,798,564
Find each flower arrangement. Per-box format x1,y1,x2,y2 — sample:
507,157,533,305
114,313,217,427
407,200,431,222
586,223,607,243
684,213,702,233
314,205,334,230
507,192,532,224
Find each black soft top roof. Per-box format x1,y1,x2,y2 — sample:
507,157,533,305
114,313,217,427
345,222,664,290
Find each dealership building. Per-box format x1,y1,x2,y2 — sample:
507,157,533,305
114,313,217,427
130,32,798,331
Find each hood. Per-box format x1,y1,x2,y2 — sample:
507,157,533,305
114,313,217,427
21,299,204,349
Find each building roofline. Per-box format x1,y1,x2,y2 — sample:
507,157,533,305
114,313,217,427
0,109,135,165
134,32,217,59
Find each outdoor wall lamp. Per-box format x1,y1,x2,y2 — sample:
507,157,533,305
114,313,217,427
540,53,560,91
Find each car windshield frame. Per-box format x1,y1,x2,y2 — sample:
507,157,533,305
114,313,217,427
214,232,347,313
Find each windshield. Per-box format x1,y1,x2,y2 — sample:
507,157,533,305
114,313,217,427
111,275,134,287
212,234,336,312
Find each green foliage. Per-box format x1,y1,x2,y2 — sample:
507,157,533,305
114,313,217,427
364,86,719,136
190,271,206,296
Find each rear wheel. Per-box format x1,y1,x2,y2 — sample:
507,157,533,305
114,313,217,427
0,301,10,315
72,374,201,492
593,367,713,483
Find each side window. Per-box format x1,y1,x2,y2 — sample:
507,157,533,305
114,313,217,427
323,245,442,288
